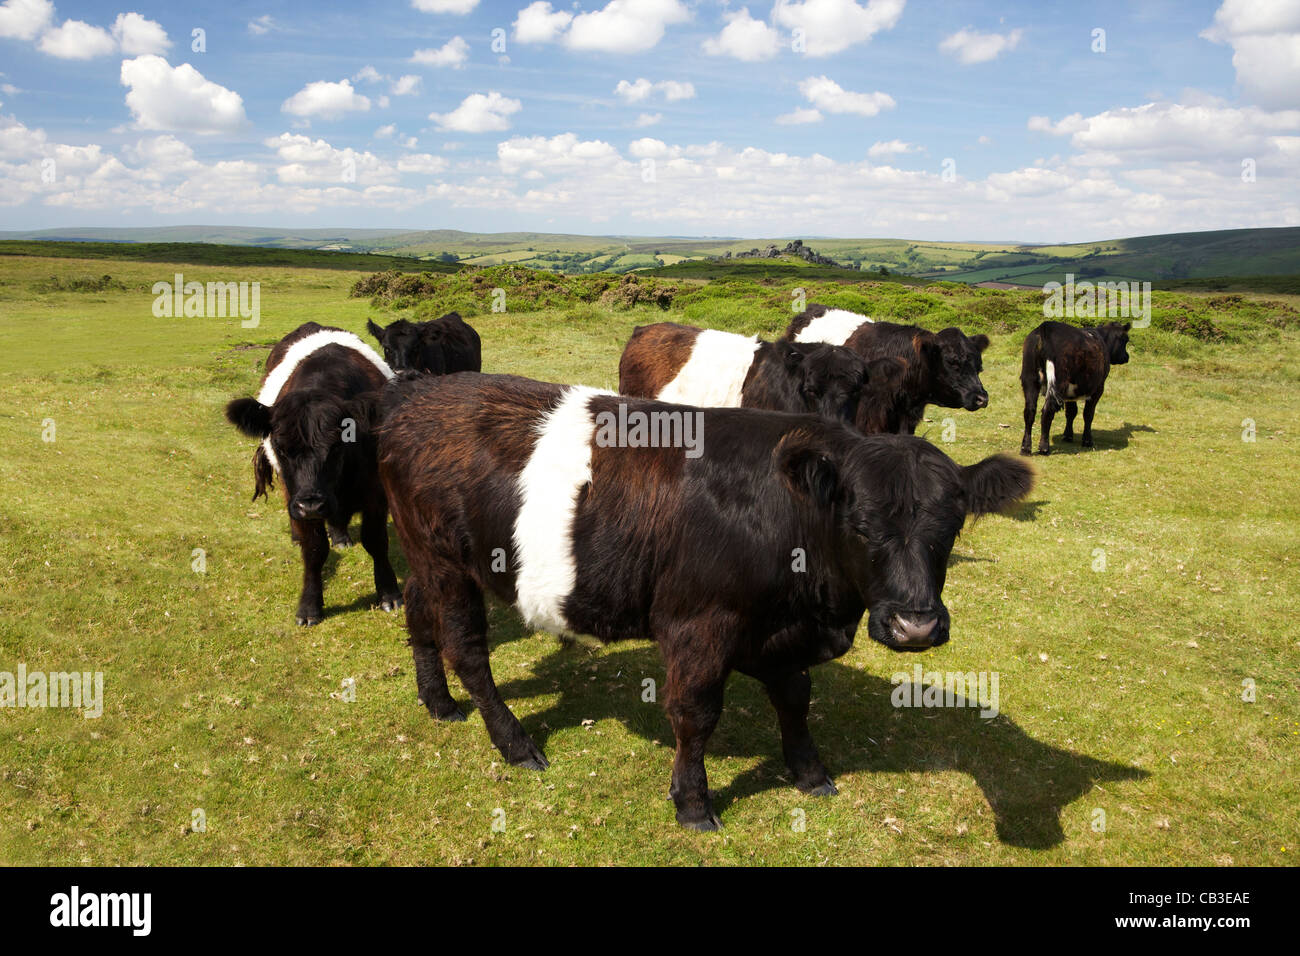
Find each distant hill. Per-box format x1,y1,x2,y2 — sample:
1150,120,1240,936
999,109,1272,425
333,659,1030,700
2,226,1297,283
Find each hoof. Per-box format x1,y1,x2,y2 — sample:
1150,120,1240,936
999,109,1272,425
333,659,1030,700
1082,439,1095,450
436,707,467,722
1019,446,1033,457
296,613,322,627
329,532,353,548
506,739,549,771
1037,447,1051,456
677,808,723,832
1063,435,1074,443
380,595,404,612
797,776,838,797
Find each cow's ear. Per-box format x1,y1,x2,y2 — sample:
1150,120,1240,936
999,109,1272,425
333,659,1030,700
422,323,445,342
972,334,990,353
962,454,1034,517
775,432,840,508
920,338,943,367
366,319,387,344
345,392,383,434
1122,322,1132,332
225,397,272,438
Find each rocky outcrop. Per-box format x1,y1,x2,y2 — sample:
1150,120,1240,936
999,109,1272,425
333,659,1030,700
719,239,847,268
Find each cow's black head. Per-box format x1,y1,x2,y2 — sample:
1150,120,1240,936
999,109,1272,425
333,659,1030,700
788,343,870,424
225,389,379,521
926,328,991,411
367,318,447,374
1098,322,1131,365
778,432,1033,651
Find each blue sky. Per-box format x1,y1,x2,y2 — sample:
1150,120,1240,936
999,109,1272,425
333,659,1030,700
1,0,1297,240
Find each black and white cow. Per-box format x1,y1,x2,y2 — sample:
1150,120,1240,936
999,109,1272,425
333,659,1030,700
378,372,1034,830
367,312,482,375
225,322,403,625
1020,320,1131,455
786,305,991,434
618,321,869,425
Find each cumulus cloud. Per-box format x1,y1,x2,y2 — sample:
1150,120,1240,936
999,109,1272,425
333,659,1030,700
1202,0,1300,109
411,0,478,13
37,18,116,58
112,12,170,55
120,55,247,133
430,91,521,132
939,27,1023,65
703,6,783,61
633,112,662,127
868,139,917,157
513,1,573,43
412,36,469,67
391,74,421,96
776,107,822,124
0,0,53,41
772,0,903,58
498,132,620,174
797,75,895,117
614,77,695,103
282,79,372,120
564,0,690,54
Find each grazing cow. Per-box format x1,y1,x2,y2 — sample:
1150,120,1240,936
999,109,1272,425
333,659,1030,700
378,373,1034,830
224,322,403,625
786,304,991,434
1020,320,1131,455
618,321,869,425
367,312,482,375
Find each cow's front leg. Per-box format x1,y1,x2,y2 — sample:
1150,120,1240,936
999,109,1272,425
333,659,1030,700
757,667,836,796
360,502,402,611
1063,401,1078,442
293,518,328,625
1081,393,1101,448
664,658,727,831
1037,393,1059,455
327,520,352,548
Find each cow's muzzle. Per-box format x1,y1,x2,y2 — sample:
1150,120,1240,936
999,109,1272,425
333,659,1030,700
890,614,940,649
290,494,328,520
965,391,989,411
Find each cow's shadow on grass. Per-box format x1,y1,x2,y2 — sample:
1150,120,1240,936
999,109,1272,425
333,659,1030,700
317,521,412,620
1043,421,1155,455
1006,499,1048,522
490,640,1148,849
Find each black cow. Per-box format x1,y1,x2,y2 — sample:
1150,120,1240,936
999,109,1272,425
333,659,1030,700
1020,320,1131,455
367,312,482,375
225,322,403,625
378,373,1034,830
786,304,990,434
618,321,869,425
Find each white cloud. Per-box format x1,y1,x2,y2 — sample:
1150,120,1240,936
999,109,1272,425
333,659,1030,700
411,0,478,13
120,55,247,133
1202,0,1300,109
514,1,573,43
375,124,397,139
282,79,372,120
0,0,53,41
112,12,170,55
776,107,822,124
939,27,1023,65
868,139,916,157
633,112,662,127
615,77,695,103
391,74,421,96
248,15,275,36
772,0,904,58
353,65,384,84
412,36,469,68
430,91,521,132
498,132,620,174
38,19,116,59
703,6,782,61
565,0,690,54
798,75,895,117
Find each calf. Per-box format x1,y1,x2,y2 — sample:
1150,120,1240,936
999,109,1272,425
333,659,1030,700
1020,320,1131,455
786,304,990,434
618,321,869,425
378,373,1034,830
225,322,403,625
367,312,482,375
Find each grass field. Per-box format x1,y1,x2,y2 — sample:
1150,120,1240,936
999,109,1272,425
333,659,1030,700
0,248,1296,866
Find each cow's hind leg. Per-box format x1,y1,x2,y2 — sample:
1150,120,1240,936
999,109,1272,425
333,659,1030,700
1037,392,1059,455
1063,401,1078,442
1020,376,1039,456
435,573,547,769
753,666,836,796
292,518,329,626
360,501,402,611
